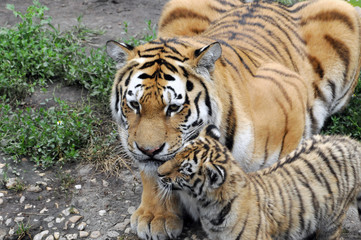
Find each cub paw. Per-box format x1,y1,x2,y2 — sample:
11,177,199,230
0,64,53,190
131,207,183,240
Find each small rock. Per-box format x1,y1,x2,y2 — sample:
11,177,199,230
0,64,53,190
19,196,25,204
36,181,47,187
33,230,49,240
0,199,3,205
24,204,32,209
8,228,15,235
74,185,81,190
5,218,12,226
77,222,87,231
107,230,119,238
90,231,101,238
38,172,46,177
44,216,55,222
27,185,42,193
45,235,54,240
69,215,82,223
90,178,97,184
48,222,54,228
5,178,17,189
0,163,5,168
0,192,4,197
79,231,89,238
98,210,106,216
56,217,65,223
65,234,77,240
102,180,109,187
127,206,136,215
46,187,52,191
46,199,51,203
14,217,24,222
70,207,79,214
124,227,131,234
39,208,48,214
70,223,75,229
111,218,130,231
63,221,69,230
62,208,71,216
54,232,60,240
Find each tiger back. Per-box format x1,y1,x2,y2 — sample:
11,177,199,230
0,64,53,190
106,0,361,239
158,126,361,240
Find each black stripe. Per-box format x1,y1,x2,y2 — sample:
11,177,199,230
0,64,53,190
199,80,212,116
256,75,292,108
301,10,355,32
225,96,236,151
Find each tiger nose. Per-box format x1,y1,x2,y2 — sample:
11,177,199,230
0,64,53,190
136,142,165,157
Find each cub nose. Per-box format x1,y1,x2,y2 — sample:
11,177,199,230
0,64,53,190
135,142,165,157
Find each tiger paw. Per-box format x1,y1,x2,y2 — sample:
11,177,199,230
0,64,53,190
131,206,183,240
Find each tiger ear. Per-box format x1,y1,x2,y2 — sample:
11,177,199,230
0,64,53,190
205,162,226,189
194,42,222,74
106,40,134,69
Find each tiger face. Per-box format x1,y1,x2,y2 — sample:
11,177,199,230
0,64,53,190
157,125,228,199
106,39,222,170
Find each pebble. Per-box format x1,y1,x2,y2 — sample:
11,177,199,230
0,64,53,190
45,235,54,240
98,210,106,216
36,181,47,187
111,218,130,231
65,234,77,240
27,185,42,193
38,172,46,177
77,222,87,231
5,178,17,189
56,217,65,223
46,187,53,191
69,215,82,223
48,222,54,228
124,227,131,234
102,180,109,187
62,208,71,216
90,178,97,184
79,231,89,238
90,231,101,238
0,193,4,197
40,207,48,214
107,230,119,238
127,206,136,215
19,196,25,203
0,199,3,205
24,204,33,209
54,232,60,240
75,185,82,190
5,218,12,226
14,217,24,222
44,216,55,222
33,230,49,240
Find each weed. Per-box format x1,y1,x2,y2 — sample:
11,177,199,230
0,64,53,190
121,20,157,46
15,221,32,240
1,163,9,185
56,172,75,193
10,178,26,192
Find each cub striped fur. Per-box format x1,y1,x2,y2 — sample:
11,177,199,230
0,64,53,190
158,126,361,240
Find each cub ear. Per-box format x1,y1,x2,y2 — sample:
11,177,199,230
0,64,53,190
205,162,226,189
205,125,221,140
106,40,134,69
194,42,222,74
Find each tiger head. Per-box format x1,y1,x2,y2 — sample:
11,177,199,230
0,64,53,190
106,38,222,171
157,125,231,199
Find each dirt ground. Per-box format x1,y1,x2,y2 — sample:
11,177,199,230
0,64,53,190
0,0,360,239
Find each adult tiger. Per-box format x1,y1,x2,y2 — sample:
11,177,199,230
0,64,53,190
106,0,361,239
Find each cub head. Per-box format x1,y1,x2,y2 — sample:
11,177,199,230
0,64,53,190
106,38,222,171
157,125,229,199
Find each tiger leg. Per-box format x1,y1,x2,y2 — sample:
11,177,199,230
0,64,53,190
131,171,183,240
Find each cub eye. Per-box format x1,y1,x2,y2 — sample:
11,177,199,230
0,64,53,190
168,104,180,112
129,101,140,110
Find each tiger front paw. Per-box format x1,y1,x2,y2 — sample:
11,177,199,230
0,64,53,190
131,205,183,240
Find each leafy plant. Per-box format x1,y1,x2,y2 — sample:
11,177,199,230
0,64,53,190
0,98,94,167
122,20,157,46
15,221,32,240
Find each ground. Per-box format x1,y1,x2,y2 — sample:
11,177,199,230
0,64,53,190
0,0,360,239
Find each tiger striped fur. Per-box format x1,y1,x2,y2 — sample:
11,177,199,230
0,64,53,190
106,0,361,238
158,125,361,240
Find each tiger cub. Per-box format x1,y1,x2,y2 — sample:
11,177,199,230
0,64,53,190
158,126,361,240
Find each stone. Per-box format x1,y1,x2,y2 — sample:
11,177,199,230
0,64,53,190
27,185,42,193
63,221,69,230
102,180,109,187
74,185,81,190
33,230,49,240
39,208,48,214
0,199,3,205
46,187,52,191
5,178,17,189
69,215,82,223
38,173,46,177
55,217,65,223
79,231,89,238
48,222,54,228
77,222,87,231
62,208,71,216
19,196,25,204
127,206,136,215
45,236,54,240
5,218,12,226
90,231,101,238
36,181,47,187
8,228,14,235
44,216,55,222
65,234,77,240
111,218,130,231
98,210,106,216
54,232,60,240
24,204,32,209
14,217,24,222
0,193,4,197
124,227,131,234
107,230,119,238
